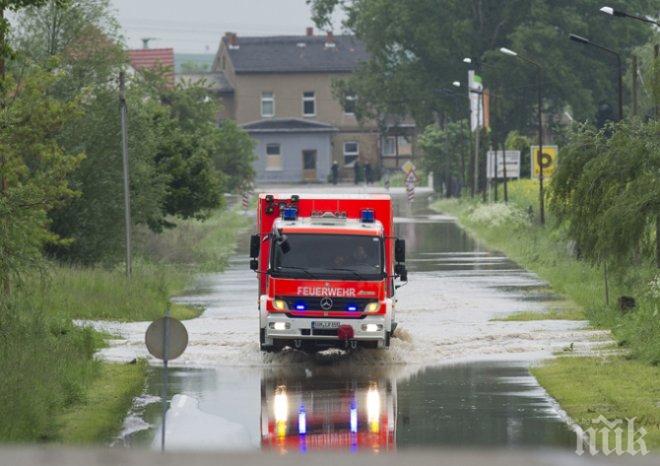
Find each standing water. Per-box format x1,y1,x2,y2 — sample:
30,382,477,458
99,192,604,452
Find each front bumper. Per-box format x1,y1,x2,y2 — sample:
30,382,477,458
260,296,393,345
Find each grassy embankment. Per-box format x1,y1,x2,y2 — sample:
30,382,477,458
0,205,249,444
432,179,659,450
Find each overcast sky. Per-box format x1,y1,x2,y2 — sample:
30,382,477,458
110,0,345,54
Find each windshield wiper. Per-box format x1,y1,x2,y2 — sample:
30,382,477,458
324,267,368,280
275,266,318,279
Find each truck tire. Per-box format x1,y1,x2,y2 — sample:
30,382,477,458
259,328,275,353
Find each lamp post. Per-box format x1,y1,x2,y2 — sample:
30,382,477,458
599,6,660,26
462,58,486,199
569,34,623,121
499,47,546,225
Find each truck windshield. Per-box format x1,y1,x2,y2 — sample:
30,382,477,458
272,234,383,280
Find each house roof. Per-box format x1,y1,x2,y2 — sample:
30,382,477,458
222,35,369,74
176,71,234,94
128,48,175,82
242,118,338,133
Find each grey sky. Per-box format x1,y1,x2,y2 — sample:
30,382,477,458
110,0,345,54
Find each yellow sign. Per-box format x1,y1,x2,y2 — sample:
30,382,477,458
531,145,558,178
401,161,416,175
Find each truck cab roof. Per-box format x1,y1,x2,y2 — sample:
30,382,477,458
274,215,383,237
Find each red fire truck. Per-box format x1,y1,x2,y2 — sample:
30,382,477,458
250,193,407,352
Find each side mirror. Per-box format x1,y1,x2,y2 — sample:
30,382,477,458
250,234,260,258
250,258,259,271
395,239,406,263
395,263,408,281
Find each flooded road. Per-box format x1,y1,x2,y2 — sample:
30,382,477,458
94,191,608,452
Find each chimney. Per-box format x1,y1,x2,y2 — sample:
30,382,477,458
325,31,336,48
306,27,314,37
226,32,239,50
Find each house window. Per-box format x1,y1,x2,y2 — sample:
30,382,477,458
261,92,274,117
344,94,357,115
265,143,282,171
302,91,316,116
343,141,359,166
383,136,412,157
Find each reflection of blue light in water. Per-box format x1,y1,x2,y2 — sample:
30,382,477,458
350,433,358,453
298,404,306,435
350,399,358,433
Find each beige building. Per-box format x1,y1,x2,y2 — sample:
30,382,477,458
187,29,415,183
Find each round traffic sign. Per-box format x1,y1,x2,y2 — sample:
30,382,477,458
145,316,188,360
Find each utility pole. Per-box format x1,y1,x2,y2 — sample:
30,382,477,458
472,91,481,198
501,142,509,203
493,145,498,202
119,72,132,278
632,55,638,117
1,7,9,295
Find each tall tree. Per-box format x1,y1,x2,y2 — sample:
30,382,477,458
309,0,658,131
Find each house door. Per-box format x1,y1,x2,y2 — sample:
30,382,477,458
302,150,317,182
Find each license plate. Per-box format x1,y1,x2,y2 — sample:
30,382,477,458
312,321,340,330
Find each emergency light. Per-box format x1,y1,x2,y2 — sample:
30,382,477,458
294,301,306,311
346,304,358,312
282,207,298,221
360,209,375,223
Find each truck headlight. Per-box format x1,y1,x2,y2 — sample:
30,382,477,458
364,302,380,313
272,299,288,311
362,323,383,332
270,322,290,330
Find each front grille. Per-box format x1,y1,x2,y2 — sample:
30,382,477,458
282,296,372,312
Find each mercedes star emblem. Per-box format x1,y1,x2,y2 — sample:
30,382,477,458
320,297,333,310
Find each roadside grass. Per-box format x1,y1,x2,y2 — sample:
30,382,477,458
10,205,249,323
532,357,660,451
16,262,194,322
493,307,585,321
57,361,147,443
0,204,248,444
433,186,659,364
0,304,100,442
135,205,250,272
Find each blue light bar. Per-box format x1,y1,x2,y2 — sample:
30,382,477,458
282,207,298,221
347,304,358,312
360,209,375,223
295,304,306,311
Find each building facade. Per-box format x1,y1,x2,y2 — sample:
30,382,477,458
192,30,415,183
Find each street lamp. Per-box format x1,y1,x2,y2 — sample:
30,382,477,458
600,5,660,26
569,33,623,121
498,47,546,225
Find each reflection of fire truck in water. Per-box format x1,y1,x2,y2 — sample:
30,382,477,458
260,374,397,452
249,194,407,352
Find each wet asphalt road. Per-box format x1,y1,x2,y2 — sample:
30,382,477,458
98,189,606,453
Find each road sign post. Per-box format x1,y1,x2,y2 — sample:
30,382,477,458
145,315,188,452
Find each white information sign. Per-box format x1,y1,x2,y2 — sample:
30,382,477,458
487,150,521,179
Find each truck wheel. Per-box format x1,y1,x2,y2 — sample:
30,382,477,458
259,328,276,353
